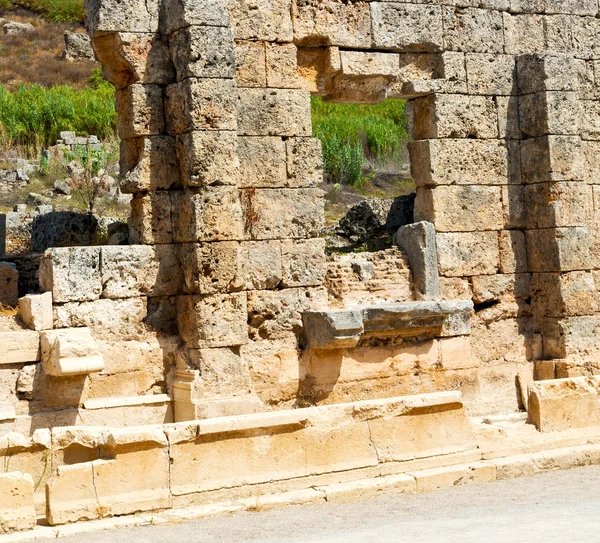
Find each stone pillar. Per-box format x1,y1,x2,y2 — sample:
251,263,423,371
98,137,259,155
518,55,596,359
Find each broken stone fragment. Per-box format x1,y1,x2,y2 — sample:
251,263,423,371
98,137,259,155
19,291,53,331
40,327,105,377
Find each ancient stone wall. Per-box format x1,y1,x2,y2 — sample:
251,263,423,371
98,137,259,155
5,0,600,435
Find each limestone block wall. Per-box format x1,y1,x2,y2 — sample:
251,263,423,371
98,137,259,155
59,0,600,419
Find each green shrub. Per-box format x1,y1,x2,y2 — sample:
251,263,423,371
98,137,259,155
5,0,85,22
0,75,117,153
311,96,408,185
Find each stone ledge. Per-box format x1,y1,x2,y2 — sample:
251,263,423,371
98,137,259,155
303,300,473,350
0,331,40,364
83,394,171,410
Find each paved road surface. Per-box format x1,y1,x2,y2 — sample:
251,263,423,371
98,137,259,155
42,465,600,543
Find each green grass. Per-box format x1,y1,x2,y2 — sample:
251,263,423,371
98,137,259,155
3,0,84,22
0,70,117,153
311,96,409,186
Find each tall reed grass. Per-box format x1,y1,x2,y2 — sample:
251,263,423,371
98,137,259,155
0,70,116,153
311,96,409,186
1,0,84,22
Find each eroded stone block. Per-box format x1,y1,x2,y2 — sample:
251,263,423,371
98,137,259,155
101,245,182,298
129,192,173,245
371,3,443,52
161,0,229,34
177,131,239,187
520,136,584,183
293,0,371,48
230,0,293,42
0,330,40,364
237,88,311,136
414,185,503,232
0,262,18,307
0,472,36,532
281,238,326,288
238,136,287,188
120,136,180,193
528,377,600,432
526,227,591,272
437,232,499,277
395,221,440,300
409,94,499,139
519,91,581,137
19,292,53,331
409,139,508,187
178,293,248,348
171,188,244,243
115,84,164,139
39,247,101,303
286,137,323,187
170,26,235,81
40,327,105,377
166,78,238,135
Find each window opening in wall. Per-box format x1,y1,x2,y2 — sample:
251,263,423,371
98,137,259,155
312,96,414,253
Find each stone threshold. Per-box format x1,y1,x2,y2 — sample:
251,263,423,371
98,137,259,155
4,437,600,543
83,394,171,410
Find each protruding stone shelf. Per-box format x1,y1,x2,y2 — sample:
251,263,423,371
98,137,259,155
303,300,473,350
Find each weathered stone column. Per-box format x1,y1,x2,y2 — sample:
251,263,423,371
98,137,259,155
519,55,598,360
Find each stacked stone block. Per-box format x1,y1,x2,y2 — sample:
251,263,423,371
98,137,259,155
79,0,600,416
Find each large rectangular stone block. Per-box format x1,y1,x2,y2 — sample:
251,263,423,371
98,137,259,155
519,91,581,137
409,139,509,187
86,0,158,35
39,247,102,303
266,43,302,89
128,191,173,244
520,136,584,183
524,181,591,228
177,131,239,187
243,188,324,240
92,32,173,89
171,188,244,243
229,0,293,42
53,298,147,341
286,137,323,188
442,7,504,53
542,316,600,359
580,100,600,140
177,292,248,348
503,13,544,55
465,53,516,95
178,241,282,294
517,54,584,94
371,3,443,52
532,271,597,318
571,15,600,60
409,94,498,139
498,230,528,274
0,472,36,532
436,232,499,277
293,0,370,48
583,141,600,183
414,186,503,232
115,84,164,140
0,330,40,363
165,78,238,135
238,136,287,188
526,227,591,272
120,136,180,193
248,287,327,341
161,0,229,34
237,88,311,137
528,377,600,432
101,245,183,298
178,241,241,295
281,238,326,288
235,40,266,88
170,26,235,81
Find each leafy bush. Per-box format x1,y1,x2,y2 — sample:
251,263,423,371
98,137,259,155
0,72,117,153
311,96,408,185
